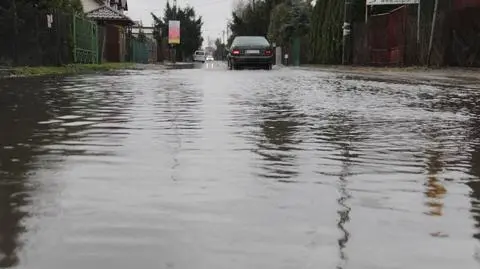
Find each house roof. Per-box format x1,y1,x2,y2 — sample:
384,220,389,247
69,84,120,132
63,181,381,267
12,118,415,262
86,5,134,24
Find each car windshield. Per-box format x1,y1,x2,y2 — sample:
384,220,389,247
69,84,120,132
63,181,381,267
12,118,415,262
195,51,205,55
231,36,269,47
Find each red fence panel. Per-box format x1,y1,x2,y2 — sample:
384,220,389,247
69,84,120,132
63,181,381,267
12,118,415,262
446,7,480,66
368,5,407,66
454,0,480,10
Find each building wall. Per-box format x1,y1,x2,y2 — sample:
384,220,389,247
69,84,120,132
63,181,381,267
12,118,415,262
81,0,102,13
106,0,126,13
82,0,128,13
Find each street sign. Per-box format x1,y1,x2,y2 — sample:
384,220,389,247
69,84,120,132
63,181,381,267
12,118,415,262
168,20,180,44
366,0,419,5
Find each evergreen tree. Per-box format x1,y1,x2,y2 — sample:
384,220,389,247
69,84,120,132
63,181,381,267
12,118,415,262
151,1,203,62
228,0,278,44
0,0,83,65
268,1,310,46
2,0,84,13
214,38,226,60
308,0,343,64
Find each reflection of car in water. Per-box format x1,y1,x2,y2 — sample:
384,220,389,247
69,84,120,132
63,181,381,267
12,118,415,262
227,36,273,70
193,50,206,63
206,55,214,61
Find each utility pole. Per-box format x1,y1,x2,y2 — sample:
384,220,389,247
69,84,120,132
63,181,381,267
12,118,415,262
11,0,19,65
172,0,177,63
417,0,421,44
226,25,229,45
342,0,353,65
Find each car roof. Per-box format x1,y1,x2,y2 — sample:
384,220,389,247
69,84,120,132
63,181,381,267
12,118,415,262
232,36,269,46
235,35,264,37
233,36,267,40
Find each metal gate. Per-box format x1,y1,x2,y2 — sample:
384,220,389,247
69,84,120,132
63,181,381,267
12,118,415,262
368,6,407,66
448,5,480,66
292,37,301,66
130,38,149,64
72,15,98,64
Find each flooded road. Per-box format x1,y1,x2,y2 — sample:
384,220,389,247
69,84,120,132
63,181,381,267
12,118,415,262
1,63,479,269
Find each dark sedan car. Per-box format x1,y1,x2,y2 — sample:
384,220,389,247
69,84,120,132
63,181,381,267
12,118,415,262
227,36,274,70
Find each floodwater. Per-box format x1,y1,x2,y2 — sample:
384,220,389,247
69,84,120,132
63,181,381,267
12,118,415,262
0,63,479,269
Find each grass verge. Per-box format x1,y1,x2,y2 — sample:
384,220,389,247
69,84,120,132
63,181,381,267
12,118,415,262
11,63,136,77
301,64,431,73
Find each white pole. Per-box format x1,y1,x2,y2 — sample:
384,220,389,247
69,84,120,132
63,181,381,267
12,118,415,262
365,4,368,23
427,0,439,66
417,0,421,44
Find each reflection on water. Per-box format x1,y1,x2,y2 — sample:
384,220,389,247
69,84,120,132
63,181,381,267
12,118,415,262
1,69,480,268
321,112,364,269
428,88,480,241
253,100,301,181
423,126,447,218
0,75,134,267
468,106,480,241
0,78,74,267
153,75,203,181
469,147,480,240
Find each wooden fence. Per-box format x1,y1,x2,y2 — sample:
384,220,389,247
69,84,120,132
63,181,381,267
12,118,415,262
353,3,480,67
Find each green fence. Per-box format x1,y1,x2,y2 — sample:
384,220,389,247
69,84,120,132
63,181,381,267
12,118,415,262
292,37,301,66
129,38,149,64
72,15,98,64
97,25,106,63
0,8,73,66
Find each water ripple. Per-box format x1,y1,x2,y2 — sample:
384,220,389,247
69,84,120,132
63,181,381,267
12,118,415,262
0,68,479,269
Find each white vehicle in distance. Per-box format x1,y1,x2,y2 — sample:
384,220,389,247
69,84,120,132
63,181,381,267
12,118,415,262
193,50,206,63
206,55,214,61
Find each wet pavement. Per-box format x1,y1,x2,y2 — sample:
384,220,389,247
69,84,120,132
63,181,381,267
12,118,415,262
0,62,479,269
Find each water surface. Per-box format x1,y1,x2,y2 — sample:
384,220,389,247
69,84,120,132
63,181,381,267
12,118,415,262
0,66,479,268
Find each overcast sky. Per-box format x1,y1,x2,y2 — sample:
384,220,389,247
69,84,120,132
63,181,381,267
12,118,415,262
125,0,235,46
